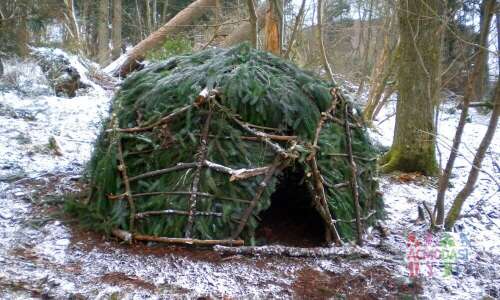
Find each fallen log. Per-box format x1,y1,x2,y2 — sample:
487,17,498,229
107,0,216,77
213,245,371,258
112,229,244,246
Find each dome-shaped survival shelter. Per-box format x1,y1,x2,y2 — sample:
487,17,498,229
83,43,382,246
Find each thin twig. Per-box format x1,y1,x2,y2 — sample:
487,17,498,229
111,104,192,133
129,162,197,182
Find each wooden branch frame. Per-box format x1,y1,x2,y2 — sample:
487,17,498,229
117,139,136,232
185,110,213,238
343,100,363,246
307,89,342,246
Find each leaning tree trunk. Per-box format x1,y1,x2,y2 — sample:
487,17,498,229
434,0,495,227
283,0,306,59
380,0,443,175
111,0,122,60
363,10,397,123
63,0,81,48
97,0,110,65
444,79,500,230
109,0,216,77
317,0,335,84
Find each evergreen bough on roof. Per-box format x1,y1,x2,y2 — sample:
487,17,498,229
69,43,383,246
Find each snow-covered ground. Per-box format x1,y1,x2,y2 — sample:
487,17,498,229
0,55,498,298
370,92,500,299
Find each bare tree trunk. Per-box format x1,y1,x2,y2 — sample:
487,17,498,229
153,0,158,29
246,0,258,47
111,0,122,59
317,0,336,84
63,0,80,47
16,18,29,57
97,0,110,65
222,5,267,47
356,0,374,96
264,0,282,55
475,0,490,100
284,0,306,59
435,0,495,227
161,0,169,23
136,0,145,39
373,85,395,120
497,9,500,73
363,9,397,122
82,0,95,57
146,0,153,34
444,79,499,230
110,0,216,77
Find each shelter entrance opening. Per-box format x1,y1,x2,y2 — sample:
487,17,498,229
255,166,326,247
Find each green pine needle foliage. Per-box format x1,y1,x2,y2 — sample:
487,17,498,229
72,43,383,243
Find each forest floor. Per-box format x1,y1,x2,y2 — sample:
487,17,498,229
0,57,498,299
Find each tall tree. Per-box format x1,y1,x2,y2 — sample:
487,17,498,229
111,0,122,59
97,0,110,65
380,0,443,175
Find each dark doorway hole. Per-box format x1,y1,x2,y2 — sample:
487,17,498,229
255,165,326,247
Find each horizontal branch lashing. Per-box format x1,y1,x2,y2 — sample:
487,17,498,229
108,191,252,204
128,160,274,182
196,134,297,142
135,209,222,219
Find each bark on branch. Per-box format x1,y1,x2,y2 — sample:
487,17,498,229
112,229,244,246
